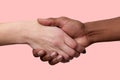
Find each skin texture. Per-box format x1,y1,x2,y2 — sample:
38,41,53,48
36,16,120,65
1,17,120,65
35,17,89,65
29,25,78,62
85,17,120,43
0,20,78,63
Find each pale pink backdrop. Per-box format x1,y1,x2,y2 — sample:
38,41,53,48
0,0,120,80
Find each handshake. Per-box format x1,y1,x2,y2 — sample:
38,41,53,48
32,17,90,65
1,16,119,65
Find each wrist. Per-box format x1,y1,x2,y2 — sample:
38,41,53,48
1,22,29,45
17,20,42,45
0,20,40,45
20,20,44,47
84,21,102,44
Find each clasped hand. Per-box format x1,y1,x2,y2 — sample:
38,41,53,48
30,17,90,65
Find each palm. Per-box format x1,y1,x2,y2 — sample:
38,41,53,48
59,17,90,47
35,17,90,65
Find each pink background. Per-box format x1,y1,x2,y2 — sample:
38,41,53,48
0,0,120,80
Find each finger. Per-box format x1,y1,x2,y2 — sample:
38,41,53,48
75,44,85,57
50,52,58,59
74,52,81,58
32,49,40,57
60,44,76,59
64,33,77,49
37,50,46,57
75,43,87,54
64,34,78,58
58,50,70,62
32,49,45,57
74,50,86,58
40,53,52,61
49,55,63,65
61,57,70,63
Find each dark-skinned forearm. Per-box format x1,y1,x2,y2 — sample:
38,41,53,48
84,17,120,44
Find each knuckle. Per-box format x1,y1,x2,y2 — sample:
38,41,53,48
70,50,76,57
40,57,47,61
49,59,59,65
33,53,39,57
75,53,80,57
61,59,70,63
57,55,63,61
64,55,70,61
52,40,61,47
40,58,46,61
32,49,40,57
51,52,58,58
47,18,56,25
49,62,57,65
71,41,77,49
58,51,70,62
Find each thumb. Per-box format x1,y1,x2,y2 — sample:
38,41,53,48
37,18,51,26
37,18,59,26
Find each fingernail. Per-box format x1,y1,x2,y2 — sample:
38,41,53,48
49,59,58,65
51,52,57,57
38,50,45,56
42,55,52,61
57,55,63,61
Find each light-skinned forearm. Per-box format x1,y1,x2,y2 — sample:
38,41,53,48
84,17,120,44
0,20,38,46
